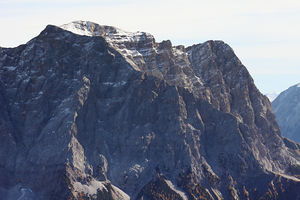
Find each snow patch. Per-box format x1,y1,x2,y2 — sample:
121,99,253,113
3,66,16,71
73,180,106,196
121,49,142,58
60,21,201,91
211,188,224,199
272,172,300,182
102,81,126,87
17,187,33,200
110,184,130,200
165,179,188,200
172,47,185,56
297,83,300,88
129,164,144,175
60,21,100,36
73,180,130,200
60,21,147,42
60,21,153,71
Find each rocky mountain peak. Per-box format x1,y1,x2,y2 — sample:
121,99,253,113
60,21,120,37
0,22,299,200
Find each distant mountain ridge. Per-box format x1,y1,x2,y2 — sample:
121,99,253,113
0,21,299,200
272,83,300,143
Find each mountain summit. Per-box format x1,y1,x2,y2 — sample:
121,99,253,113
0,21,299,200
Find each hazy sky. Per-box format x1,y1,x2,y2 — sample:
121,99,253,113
0,0,299,94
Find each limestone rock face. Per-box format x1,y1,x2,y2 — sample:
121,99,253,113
0,21,299,200
272,83,300,143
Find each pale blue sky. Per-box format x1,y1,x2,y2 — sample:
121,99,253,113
0,0,299,94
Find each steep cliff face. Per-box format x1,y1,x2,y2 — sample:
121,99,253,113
272,84,300,143
0,21,299,200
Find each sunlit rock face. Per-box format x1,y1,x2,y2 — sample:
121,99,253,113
0,21,299,200
272,83,300,144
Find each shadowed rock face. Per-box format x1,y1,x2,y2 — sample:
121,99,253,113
272,84,300,143
0,21,299,200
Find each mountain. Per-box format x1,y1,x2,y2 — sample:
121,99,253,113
272,83,300,143
0,21,299,200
